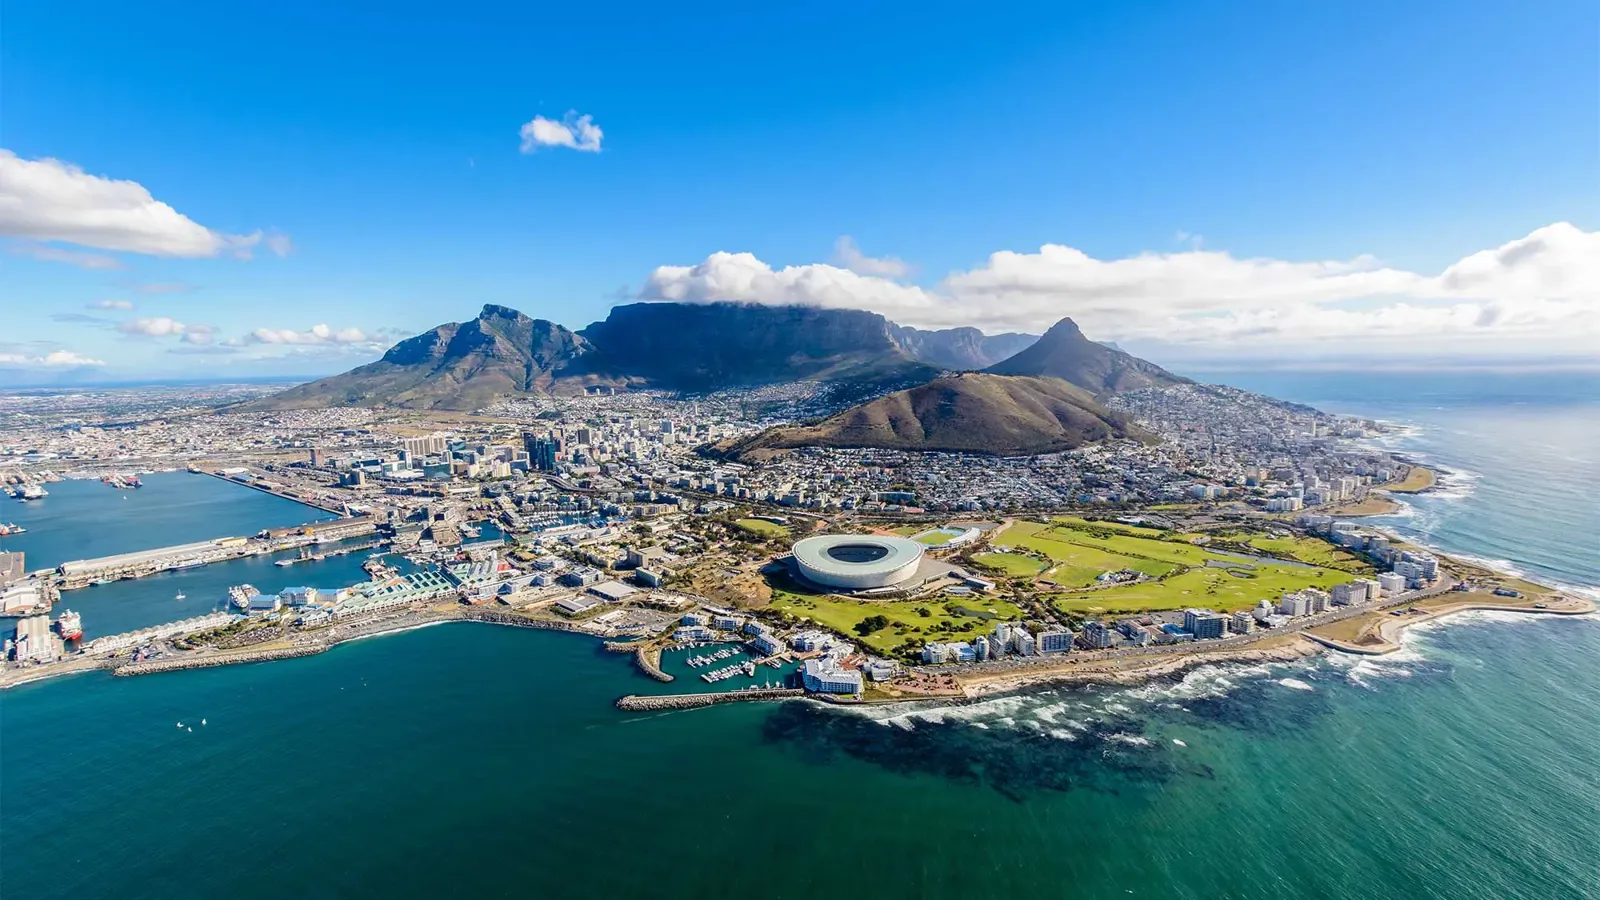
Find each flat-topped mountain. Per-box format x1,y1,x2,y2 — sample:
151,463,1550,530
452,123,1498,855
985,317,1187,396
715,372,1151,460
247,303,1177,412
575,302,938,391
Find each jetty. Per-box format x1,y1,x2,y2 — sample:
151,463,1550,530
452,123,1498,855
112,645,326,676
615,688,803,711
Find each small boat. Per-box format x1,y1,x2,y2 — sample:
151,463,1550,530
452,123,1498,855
175,592,187,600
176,722,184,728
201,719,207,726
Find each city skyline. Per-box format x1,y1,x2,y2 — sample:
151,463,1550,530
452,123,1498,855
2,0,1596,383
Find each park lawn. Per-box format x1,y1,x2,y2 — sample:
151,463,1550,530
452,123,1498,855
915,530,956,546
972,551,1047,576
734,518,790,538
1245,534,1371,572
891,525,924,536
1050,515,1170,539
1034,522,1215,567
1049,563,1357,617
768,581,1024,654
1003,522,1182,578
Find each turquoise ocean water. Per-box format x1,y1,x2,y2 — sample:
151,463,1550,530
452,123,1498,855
3,374,1597,899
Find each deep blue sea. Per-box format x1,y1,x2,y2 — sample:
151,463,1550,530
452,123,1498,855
3,373,1597,900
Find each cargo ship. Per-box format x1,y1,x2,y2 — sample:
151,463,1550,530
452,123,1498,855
228,584,261,611
55,610,84,641
11,485,47,500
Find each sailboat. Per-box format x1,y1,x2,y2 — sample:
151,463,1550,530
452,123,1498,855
175,592,187,600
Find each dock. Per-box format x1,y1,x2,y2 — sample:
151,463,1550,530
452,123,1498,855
615,688,803,711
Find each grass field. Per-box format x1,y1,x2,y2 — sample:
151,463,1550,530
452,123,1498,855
972,551,1047,576
767,576,1024,655
915,530,956,546
734,518,790,537
1386,466,1436,493
1242,534,1371,572
1049,562,1356,616
988,517,1357,616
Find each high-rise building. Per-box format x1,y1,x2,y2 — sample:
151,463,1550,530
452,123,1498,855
1037,630,1074,654
1183,608,1227,639
1081,620,1116,649
522,431,560,473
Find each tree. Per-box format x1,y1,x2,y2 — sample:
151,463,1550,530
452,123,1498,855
854,614,890,636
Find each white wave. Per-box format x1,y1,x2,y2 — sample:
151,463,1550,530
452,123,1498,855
1103,732,1153,748
1119,661,1280,704
1171,738,1188,747
1277,678,1315,692
1048,728,1077,741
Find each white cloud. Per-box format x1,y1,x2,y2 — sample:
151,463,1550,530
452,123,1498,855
832,236,911,279
0,349,105,367
265,233,292,257
8,241,125,270
0,149,281,258
114,317,216,344
639,222,1600,355
245,324,374,346
518,111,603,153
89,299,135,310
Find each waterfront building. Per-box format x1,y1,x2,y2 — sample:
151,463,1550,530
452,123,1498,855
972,634,991,661
681,612,708,627
1378,572,1407,597
1013,630,1037,657
1081,620,1116,649
922,642,950,664
1037,630,1075,654
1230,611,1256,634
1331,582,1369,606
711,615,743,631
1278,593,1309,617
673,625,715,643
1183,609,1227,640
750,631,785,657
11,614,62,663
801,655,863,695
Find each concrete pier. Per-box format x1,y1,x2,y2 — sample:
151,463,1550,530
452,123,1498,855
615,688,803,711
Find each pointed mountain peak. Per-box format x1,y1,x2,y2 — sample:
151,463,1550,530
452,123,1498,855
984,317,1185,396
1041,317,1085,339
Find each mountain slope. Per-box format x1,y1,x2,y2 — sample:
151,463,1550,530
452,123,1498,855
984,318,1187,395
888,324,1038,370
248,305,596,410
717,373,1150,459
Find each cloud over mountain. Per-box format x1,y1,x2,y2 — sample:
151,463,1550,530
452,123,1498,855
639,223,1600,354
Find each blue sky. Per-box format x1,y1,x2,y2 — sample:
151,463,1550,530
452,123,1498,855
2,0,1596,382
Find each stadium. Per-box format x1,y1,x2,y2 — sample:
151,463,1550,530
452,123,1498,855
790,534,926,591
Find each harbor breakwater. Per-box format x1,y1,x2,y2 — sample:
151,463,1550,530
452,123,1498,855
633,647,673,682
113,645,326,676
615,688,803,711
461,610,583,632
